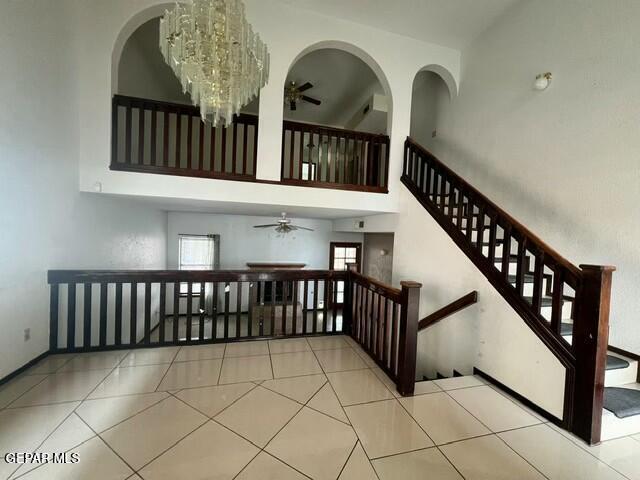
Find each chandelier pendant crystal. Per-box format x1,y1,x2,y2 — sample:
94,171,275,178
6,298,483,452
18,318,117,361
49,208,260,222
159,0,270,127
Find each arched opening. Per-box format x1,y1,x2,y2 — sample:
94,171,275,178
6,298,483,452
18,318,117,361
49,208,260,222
280,46,392,192
409,67,454,150
111,16,259,179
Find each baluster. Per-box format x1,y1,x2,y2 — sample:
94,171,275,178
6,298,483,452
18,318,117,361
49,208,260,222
115,283,123,346
159,282,166,344
289,128,295,180
242,122,249,175
125,101,132,164
50,284,59,351
332,279,338,333
292,281,299,335
390,302,398,375
515,238,527,296
270,281,276,336
382,297,390,367
551,270,564,335
130,282,137,346
232,120,238,174
210,123,217,173
313,279,319,333
487,216,498,264
322,279,329,333
465,200,475,243
221,124,228,173
67,283,77,351
252,121,258,177
224,282,230,339
199,282,206,340
162,108,169,167
186,114,193,169
111,98,118,166
173,281,180,343
144,281,151,344
236,282,243,338
303,280,309,334
198,120,204,171
100,282,108,347
476,205,486,248
299,129,305,180
364,288,371,350
281,281,288,335
83,283,92,348
138,103,145,164
175,110,182,168
186,282,192,342
501,225,513,278
150,105,157,166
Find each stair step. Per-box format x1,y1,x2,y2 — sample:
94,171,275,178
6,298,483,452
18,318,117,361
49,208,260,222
561,322,573,336
607,355,631,371
494,254,519,263
604,387,640,418
508,274,534,284
524,296,554,307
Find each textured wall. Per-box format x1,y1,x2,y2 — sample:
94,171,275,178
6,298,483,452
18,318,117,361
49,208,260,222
363,233,394,284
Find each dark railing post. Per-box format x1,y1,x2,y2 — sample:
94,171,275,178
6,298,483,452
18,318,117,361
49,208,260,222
344,264,359,336
570,264,615,445
397,280,422,396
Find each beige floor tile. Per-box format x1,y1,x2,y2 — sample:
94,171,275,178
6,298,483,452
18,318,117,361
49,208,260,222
601,407,640,441
266,407,357,480
174,343,226,362
11,369,111,407
402,380,442,397
58,350,129,372
372,448,463,480
339,442,378,480
225,341,270,357
308,382,350,423
327,369,394,406
88,364,170,399
399,392,490,445
27,354,75,375
346,399,433,458
216,386,301,447
119,347,180,367
261,374,326,403
0,374,48,408
441,435,545,479
499,424,626,480
219,355,273,384
370,366,401,393
236,451,307,480
138,421,258,480
314,347,367,373
434,375,485,391
582,436,640,480
175,383,254,417
268,338,311,354
271,351,323,378
77,392,169,432
0,402,79,479
101,396,207,470
308,336,350,351
448,385,541,432
352,346,378,367
633,433,640,443
12,413,96,477
156,358,223,391
19,436,133,480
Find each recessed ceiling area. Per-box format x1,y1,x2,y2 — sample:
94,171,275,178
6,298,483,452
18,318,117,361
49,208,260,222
284,48,386,131
273,0,521,50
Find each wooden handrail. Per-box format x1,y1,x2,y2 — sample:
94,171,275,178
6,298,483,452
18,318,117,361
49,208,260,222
418,291,478,331
402,136,614,445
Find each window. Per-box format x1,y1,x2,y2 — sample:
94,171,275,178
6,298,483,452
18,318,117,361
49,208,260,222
329,242,362,304
178,234,217,294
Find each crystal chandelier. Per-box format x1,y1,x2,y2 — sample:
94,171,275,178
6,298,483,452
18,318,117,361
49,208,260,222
159,0,269,127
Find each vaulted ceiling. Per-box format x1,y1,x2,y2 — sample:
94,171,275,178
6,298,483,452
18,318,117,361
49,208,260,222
273,0,521,50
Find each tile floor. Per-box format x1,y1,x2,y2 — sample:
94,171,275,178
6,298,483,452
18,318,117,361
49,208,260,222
0,335,639,479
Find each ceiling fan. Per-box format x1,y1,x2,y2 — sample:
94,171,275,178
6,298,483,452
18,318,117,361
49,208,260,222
253,212,314,234
284,81,322,111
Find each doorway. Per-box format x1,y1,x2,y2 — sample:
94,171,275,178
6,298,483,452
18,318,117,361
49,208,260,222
329,242,362,305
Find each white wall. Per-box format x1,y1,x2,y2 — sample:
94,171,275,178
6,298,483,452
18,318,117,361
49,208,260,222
167,212,363,270
428,0,640,353
362,233,394,284
72,0,460,216
0,1,167,378
410,71,450,149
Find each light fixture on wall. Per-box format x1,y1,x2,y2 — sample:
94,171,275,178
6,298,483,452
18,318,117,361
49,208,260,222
159,0,270,127
534,72,552,91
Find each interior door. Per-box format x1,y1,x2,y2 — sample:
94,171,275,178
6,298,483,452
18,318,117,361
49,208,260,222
329,242,362,306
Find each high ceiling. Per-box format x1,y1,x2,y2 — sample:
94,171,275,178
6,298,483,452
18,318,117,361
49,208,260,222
274,0,520,50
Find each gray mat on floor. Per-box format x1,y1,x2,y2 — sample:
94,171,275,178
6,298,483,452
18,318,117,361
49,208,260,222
604,387,640,419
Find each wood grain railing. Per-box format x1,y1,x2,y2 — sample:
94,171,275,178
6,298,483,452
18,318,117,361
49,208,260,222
48,268,420,395
281,120,390,193
348,269,422,395
111,95,258,180
402,137,614,445
418,291,478,331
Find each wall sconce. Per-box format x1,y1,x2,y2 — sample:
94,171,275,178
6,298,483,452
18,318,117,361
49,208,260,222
379,249,389,256
534,72,552,91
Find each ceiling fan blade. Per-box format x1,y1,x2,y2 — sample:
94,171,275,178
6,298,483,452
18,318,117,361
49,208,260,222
290,100,297,111
301,95,321,106
253,224,280,228
290,224,314,231
297,82,313,92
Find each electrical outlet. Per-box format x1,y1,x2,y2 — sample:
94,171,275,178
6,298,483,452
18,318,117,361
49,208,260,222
24,328,31,342
432,130,437,138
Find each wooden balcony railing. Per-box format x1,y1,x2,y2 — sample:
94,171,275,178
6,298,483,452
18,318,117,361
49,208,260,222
111,95,258,180
402,137,615,444
48,268,421,394
280,120,390,193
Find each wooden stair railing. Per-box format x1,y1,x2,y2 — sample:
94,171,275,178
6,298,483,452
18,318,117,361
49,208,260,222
402,137,615,445
419,291,478,331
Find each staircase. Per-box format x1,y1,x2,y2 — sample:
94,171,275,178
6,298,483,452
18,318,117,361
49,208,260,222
400,137,640,445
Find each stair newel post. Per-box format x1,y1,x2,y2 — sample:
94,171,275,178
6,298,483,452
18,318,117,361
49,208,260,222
397,281,422,396
571,264,615,445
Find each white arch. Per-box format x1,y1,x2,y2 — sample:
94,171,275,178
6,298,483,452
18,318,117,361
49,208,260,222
414,64,458,98
285,40,394,134
110,3,174,95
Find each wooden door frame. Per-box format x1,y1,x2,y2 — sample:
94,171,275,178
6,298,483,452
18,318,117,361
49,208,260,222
329,242,362,308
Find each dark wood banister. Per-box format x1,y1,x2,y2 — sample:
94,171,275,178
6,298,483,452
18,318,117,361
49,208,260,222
418,291,478,331
402,136,614,445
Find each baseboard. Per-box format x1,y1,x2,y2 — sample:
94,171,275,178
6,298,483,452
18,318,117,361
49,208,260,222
473,367,563,426
0,351,49,387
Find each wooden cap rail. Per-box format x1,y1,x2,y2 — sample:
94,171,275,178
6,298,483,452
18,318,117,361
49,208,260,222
418,291,478,331
402,136,614,445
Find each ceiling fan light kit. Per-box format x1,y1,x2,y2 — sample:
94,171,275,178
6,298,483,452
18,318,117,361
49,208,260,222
253,212,314,234
284,81,322,111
